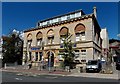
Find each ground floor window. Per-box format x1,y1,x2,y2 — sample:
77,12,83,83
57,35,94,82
35,52,38,61
39,52,42,61
74,50,79,58
76,33,80,41
29,52,32,61
81,59,86,62
81,50,86,63
47,51,54,67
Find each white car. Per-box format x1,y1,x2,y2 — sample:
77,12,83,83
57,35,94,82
86,60,102,72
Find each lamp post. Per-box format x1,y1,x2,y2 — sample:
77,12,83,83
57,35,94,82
49,51,51,72
41,41,44,70
23,42,28,69
48,39,52,73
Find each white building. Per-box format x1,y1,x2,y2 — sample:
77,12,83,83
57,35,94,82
100,28,109,61
0,37,2,67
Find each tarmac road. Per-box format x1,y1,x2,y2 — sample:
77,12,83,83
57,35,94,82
2,71,119,83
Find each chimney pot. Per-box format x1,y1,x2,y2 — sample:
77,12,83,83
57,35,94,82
93,6,97,18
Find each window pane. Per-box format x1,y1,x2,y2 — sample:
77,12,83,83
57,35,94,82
35,52,38,61
70,14,75,19
81,36,85,40
39,52,42,61
75,12,81,17
81,32,85,36
29,52,31,61
61,16,67,21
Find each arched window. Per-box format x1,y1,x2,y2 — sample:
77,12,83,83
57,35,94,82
75,24,85,41
36,31,43,46
47,29,54,44
27,33,32,47
47,51,54,67
59,27,69,44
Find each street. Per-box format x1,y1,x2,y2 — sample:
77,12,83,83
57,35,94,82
2,71,119,83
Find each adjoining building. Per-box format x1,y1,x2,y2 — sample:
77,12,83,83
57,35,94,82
22,7,102,67
0,37,2,68
100,28,109,61
109,39,120,62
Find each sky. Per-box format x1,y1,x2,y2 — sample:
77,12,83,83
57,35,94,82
2,2,118,39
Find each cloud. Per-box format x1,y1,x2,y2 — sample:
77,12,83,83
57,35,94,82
12,29,24,40
19,32,24,40
12,29,20,35
117,34,120,37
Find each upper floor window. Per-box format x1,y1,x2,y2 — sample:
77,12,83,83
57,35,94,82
36,31,43,46
60,27,69,44
27,33,32,47
47,29,54,44
80,32,85,41
27,40,32,47
61,16,67,21
75,24,86,41
75,32,85,41
70,14,75,19
75,12,81,17
47,37,54,44
67,15,70,19
76,33,80,41
60,36,65,44
37,39,42,46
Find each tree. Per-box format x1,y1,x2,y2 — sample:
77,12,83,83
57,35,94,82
2,30,23,65
59,33,75,69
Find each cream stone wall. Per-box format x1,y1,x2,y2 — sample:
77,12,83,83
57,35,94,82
22,17,102,66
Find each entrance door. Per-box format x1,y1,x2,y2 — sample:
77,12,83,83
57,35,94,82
47,51,54,67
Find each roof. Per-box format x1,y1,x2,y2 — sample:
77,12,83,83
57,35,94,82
109,39,120,43
24,13,94,33
38,9,85,23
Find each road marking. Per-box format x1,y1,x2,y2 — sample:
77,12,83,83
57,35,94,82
46,76,58,79
16,73,23,76
15,78,22,80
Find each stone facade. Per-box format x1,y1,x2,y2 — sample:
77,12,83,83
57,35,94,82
100,28,109,61
22,7,102,67
0,37,2,68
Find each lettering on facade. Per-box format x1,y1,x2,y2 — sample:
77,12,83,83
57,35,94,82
31,47,40,50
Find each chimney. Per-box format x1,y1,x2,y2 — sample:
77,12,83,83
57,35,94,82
93,6,97,18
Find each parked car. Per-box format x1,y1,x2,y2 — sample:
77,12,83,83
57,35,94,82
86,60,102,72
116,57,120,70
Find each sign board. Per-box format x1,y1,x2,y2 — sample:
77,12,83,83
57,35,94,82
31,47,40,50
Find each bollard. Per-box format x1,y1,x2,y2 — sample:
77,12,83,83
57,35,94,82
4,63,6,69
80,67,83,73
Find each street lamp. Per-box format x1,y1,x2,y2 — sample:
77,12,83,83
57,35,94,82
41,41,44,70
48,51,51,72
48,39,52,73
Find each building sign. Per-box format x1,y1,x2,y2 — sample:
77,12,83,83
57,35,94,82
31,47,40,50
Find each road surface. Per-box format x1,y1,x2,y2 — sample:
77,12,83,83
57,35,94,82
2,71,119,84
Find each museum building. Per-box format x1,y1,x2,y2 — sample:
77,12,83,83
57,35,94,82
22,7,102,67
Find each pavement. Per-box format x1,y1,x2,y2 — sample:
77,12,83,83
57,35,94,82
1,66,120,80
